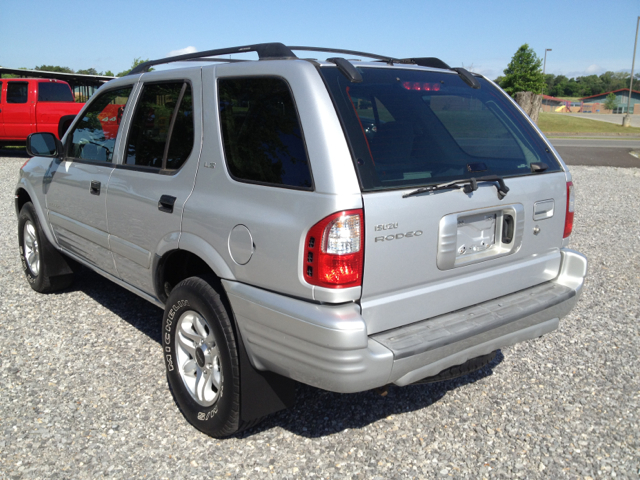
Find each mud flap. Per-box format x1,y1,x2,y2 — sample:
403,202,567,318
236,326,296,422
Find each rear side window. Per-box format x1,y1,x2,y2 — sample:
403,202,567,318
321,67,561,191
125,82,194,170
38,82,74,102
7,82,28,104
68,86,133,163
218,77,312,190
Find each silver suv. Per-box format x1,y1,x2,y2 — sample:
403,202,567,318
16,43,587,438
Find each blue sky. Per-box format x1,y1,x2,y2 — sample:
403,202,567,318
1,0,638,79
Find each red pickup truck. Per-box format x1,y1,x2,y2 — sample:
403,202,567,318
0,78,84,145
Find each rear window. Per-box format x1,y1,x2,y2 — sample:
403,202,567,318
38,82,74,102
320,67,561,191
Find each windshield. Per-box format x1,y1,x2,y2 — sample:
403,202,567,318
320,66,561,191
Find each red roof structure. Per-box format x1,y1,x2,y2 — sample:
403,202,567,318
580,88,640,100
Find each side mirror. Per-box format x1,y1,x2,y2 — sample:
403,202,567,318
26,132,63,158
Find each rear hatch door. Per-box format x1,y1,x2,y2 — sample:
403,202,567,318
320,65,568,334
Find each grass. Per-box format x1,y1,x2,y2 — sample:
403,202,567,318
538,113,640,135
553,96,581,102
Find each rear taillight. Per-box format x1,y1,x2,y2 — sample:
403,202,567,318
563,181,575,238
304,210,363,288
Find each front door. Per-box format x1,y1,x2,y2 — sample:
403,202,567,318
106,71,202,295
46,84,135,275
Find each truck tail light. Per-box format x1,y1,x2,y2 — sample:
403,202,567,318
563,181,575,238
304,210,363,288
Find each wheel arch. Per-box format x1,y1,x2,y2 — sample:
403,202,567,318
15,187,32,217
15,184,58,248
58,115,76,140
153,243,234,304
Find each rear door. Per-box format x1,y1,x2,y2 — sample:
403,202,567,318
35,80,78,136
105,69,202,295
320,66,568,334
3,80,34,140
0,81,5,138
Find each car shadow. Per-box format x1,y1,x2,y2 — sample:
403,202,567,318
0,147,29,158
64,265,504,439
64,266,164,344
240,351,504,438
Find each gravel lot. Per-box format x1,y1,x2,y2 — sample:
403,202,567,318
1,154,638,479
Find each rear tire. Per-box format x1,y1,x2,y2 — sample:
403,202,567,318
163,275,248,438
18,202,74,293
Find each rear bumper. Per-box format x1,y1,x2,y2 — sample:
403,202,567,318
223,248,587,393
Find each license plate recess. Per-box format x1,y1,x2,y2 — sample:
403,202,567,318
437,204,524,270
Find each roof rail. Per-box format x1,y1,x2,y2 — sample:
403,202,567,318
128,42,296,75
127,43,458,78
398,57,451,70
288,46,399,63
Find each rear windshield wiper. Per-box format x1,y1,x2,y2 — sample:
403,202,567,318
402,175,510,200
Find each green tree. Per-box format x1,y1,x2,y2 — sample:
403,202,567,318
543,73,555,96
116,57,152,77
35,65,74,74
0,66,28,78
500,44,545,95
103,70,115,77
77,67,98,75
604,93,617,110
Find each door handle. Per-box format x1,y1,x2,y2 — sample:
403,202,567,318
90,180,101,195
158,195,176,213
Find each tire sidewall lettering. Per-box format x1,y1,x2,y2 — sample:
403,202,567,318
162,289,233,428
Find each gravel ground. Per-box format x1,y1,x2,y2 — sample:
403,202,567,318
0,155,638,479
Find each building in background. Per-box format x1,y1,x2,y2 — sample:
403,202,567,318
580,89,640,114
541,95,575,113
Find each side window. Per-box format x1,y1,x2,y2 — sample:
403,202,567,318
125,82,193,170
38,82,74,102
69,86,133,163
218,77,313,190
7,82,28,104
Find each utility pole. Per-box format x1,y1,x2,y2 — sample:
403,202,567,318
540,49,552,116
542,48,552,96
623,16,640,127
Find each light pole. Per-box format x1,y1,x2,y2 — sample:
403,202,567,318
623,16,640,127
542,48,552,97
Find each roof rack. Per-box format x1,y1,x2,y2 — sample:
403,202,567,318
397,57,452,70
128,43,478,88
129,43,296,75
